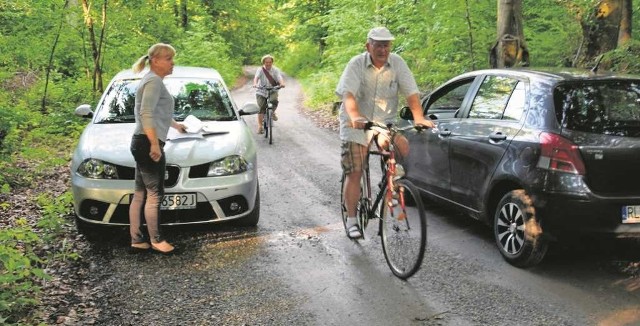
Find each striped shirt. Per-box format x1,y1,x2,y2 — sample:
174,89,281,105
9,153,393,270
335,52,419,145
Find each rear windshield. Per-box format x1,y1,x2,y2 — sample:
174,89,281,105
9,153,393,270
554,80,640,137
94,77,237,123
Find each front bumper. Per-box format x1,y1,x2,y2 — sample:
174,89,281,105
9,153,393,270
72,169,258,226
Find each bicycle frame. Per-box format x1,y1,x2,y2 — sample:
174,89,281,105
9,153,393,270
358,124,411,232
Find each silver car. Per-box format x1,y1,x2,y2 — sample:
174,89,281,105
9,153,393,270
71,66,261,233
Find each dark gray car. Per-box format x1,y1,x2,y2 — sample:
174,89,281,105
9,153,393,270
401,68,640,267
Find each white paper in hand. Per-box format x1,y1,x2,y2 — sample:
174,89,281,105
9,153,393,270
183,115,203,133
168,115,204,140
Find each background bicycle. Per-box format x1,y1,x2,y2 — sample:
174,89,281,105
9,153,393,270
255,85,282,144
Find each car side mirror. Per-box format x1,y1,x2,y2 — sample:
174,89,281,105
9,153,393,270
399,106,414,120
238,102,260,116
74,104,93,118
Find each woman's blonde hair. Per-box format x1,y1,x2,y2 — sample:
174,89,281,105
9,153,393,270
261,54,274,64
132,43,176,73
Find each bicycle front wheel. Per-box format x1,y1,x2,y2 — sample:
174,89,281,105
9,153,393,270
268,109,273,144
380,179,426,279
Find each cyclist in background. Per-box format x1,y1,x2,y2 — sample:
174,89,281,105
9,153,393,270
254,54,285,134
336,27,434,239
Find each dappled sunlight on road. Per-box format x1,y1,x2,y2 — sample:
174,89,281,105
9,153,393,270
614,276,640,292
598,307,640,326
188,223,343,271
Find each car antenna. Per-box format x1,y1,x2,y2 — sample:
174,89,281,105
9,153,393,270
591,54,604,73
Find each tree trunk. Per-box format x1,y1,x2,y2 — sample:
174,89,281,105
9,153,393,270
42,1,71,114
618,0,632,45
577,0,622,66
96,1,107,92
464,0,476,70
81,0,107,93
490,0,529,68
181,0,188,29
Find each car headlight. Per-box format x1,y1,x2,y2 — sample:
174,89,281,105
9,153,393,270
77,158,119,179
208,155,252,176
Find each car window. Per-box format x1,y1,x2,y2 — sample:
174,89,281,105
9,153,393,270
94,77,236,124
503,81,526,121
426,79,473,119
468,76,520,120
555,80,640,136
94,80,139,123
167,78,236,121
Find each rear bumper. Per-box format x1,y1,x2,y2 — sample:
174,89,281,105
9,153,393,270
535,192,640,238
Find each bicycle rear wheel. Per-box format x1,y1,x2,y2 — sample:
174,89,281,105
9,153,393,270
380,178,426,279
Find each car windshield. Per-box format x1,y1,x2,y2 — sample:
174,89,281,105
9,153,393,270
555,80,640,137
94,77,237,123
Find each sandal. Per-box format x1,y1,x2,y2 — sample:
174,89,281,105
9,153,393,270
346,224,363,239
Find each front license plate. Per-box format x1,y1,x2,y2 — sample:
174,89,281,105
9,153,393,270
161,193,197,210
622,205,640,224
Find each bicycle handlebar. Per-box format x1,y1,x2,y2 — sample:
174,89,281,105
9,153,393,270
364,120,429,133
254,85,283,91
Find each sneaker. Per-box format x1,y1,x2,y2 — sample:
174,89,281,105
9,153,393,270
272,112,278,121
257,127,264,134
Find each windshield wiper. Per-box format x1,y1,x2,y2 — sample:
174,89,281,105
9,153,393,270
96,117,135,123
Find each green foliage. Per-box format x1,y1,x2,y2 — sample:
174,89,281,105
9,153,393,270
279,41,323,79
0,220,48,324
0,190,74,323
602,40,640,74
176,21,242,85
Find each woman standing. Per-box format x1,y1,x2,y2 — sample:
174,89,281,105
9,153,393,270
129,43,185,254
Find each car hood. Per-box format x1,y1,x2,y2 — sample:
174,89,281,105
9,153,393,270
75,121,251,167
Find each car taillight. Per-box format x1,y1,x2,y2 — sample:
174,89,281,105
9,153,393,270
537,132,586,175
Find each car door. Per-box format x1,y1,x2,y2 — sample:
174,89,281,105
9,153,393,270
404,77,477,200
447,75,527,212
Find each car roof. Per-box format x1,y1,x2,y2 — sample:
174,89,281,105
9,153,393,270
453,67,640,83
112,66,224,81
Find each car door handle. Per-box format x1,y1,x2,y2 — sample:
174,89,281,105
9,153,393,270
438,129,451,137
489,132,507,141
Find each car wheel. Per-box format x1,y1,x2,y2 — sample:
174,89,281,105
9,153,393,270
493,190,548,267
235,183,260,227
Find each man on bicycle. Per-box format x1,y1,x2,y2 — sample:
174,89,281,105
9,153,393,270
254,54,285,134
336,27,434,239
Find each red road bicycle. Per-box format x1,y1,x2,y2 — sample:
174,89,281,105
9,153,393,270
340,121,427,279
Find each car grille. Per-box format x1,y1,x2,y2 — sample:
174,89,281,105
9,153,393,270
165,165,180,188
113,164,180,188
189,163,210,178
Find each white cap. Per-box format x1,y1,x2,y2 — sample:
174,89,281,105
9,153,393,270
367,27,395,41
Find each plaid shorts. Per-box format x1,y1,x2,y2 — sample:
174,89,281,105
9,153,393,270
341,141,369,174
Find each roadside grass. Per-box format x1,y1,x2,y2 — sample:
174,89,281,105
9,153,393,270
0,118,81,324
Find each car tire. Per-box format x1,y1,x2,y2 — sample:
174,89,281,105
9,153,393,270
235,183,260,227
493,190,548,267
